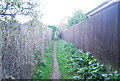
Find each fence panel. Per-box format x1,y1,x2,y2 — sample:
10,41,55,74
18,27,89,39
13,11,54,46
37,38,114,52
61,2,120,71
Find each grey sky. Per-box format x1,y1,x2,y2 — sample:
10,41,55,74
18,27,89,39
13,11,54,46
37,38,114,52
41,0,106,26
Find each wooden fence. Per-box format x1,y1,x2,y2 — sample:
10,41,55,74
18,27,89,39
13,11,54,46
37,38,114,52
61,2,120,71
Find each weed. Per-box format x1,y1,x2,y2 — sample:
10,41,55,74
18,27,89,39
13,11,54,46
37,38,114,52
32,40,54,79
57,40,120,80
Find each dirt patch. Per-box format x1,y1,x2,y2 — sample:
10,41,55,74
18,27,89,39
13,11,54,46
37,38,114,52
51,41,61,79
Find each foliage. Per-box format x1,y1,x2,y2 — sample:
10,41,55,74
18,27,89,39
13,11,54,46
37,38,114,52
0,0,42,20
67,9,87,27
56,40,73,79
57,40,120,80
33,51,46,66
33,69,44,79
33,49,41,63
48,25,60,40
33,40,54,79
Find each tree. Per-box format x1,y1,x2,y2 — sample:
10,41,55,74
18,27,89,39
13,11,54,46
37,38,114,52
0,0,43,21
67,9,87,27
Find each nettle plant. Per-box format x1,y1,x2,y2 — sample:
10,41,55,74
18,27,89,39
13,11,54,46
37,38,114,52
63,43,120,80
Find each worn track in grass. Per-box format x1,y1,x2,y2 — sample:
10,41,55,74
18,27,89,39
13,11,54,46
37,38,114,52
51,41,61,79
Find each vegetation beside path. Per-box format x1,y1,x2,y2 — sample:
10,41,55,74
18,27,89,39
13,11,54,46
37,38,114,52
56,40,73,79
56,40,120,80
32,39,120,80
33,41,54,79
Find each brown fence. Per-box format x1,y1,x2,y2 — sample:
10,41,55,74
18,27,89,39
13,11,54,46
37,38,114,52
61,2,120,71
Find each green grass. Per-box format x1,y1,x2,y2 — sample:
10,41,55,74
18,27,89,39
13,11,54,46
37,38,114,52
33,40,54,79
56,40,73,79
32,39,120,80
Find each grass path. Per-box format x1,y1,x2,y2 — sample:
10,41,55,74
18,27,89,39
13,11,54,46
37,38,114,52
56,40,73,79
51,41,61,79
33,40,120,80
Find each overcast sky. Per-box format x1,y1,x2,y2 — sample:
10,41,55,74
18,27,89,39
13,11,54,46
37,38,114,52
40,0,106,26
17,0,107,25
